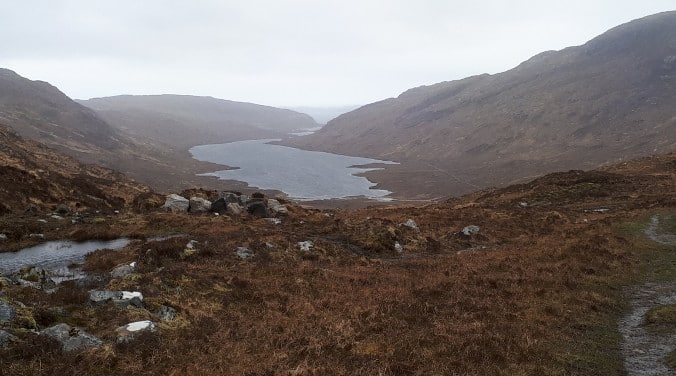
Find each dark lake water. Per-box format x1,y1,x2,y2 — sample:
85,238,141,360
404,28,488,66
189,139,397,200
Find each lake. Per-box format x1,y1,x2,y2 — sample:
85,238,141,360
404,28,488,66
189,139,397,200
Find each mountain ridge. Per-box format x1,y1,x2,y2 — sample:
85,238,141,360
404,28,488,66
285,11,676,198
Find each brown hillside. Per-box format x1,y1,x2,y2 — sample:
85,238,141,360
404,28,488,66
0,124,149,215
287,11,676,199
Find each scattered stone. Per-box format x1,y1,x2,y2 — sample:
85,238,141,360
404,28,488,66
0,330,16,348
402,219,418,230
110,263,135,279
42,323,103,352
267,199,289,216
298,241,314,252
519,202,528,208
114,296,144,309
76,274,109,289
29,233,45,239
181,240,199,258
189,197,212,213
55,204,70,215
162,194,189,212
115,320,157,343
50,214,64,220
0,300,15,322
461,225,480,236
227,203,244,216
0,233,7,240
158,305,177,321
247,201,268,218
235,247,254,259
264,218,282,225
394,242,404,254
265,242,275,248
25,204,38,214
89,290,122,303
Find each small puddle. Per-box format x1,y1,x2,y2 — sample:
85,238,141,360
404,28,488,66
0,238,131,275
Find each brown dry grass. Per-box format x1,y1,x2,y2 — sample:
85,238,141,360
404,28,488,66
0,152,674,375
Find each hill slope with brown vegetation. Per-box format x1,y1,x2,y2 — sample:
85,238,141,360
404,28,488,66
0,148,674,375
79,95,319,149
0,124,149,214
0,70,275,193
287,11,676,199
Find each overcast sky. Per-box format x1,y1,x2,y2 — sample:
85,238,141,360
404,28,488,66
1,1,673,107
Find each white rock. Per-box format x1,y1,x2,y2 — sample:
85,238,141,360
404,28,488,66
298,241,314,252
0,234,6,240
264,218,282,225
121,291,143,300
402,219,418,230
394,242,404,253
125,320,154,332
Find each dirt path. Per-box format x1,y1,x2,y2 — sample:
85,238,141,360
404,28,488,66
619,215,676,376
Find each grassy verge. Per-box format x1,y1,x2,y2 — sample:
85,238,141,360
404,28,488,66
557,211,676,375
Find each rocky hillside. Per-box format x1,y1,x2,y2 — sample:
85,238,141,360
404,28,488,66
0,124,149,215
79,95,319,149
287,11,676,198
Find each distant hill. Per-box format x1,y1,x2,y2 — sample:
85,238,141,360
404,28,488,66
286,11,676,198
79,95,319,149
0,72,314,193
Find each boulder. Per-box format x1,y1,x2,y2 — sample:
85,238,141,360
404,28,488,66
394,242,404,254
162,194,189,212
247,201,268,218
189,197,212,213
41,323,103,352
115,320,157,343
220,192,245,206
227,203,244,216
0,330,16,348
461,225,480,236
158,305,177,321
267,199,289,216
0,233,7,240
110,263,135,279
210,198,228,214
0,300,15,322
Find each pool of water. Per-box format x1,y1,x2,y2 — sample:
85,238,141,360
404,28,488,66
0,238,131,274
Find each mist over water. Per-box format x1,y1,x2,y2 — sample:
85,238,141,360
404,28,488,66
189,139,397,200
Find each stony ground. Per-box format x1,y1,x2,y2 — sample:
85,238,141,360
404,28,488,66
0,152,674,375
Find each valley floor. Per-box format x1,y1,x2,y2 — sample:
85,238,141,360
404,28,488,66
0,153,674,375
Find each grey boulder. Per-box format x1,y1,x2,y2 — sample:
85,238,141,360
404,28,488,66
42,323,103,352
162,194,189,212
